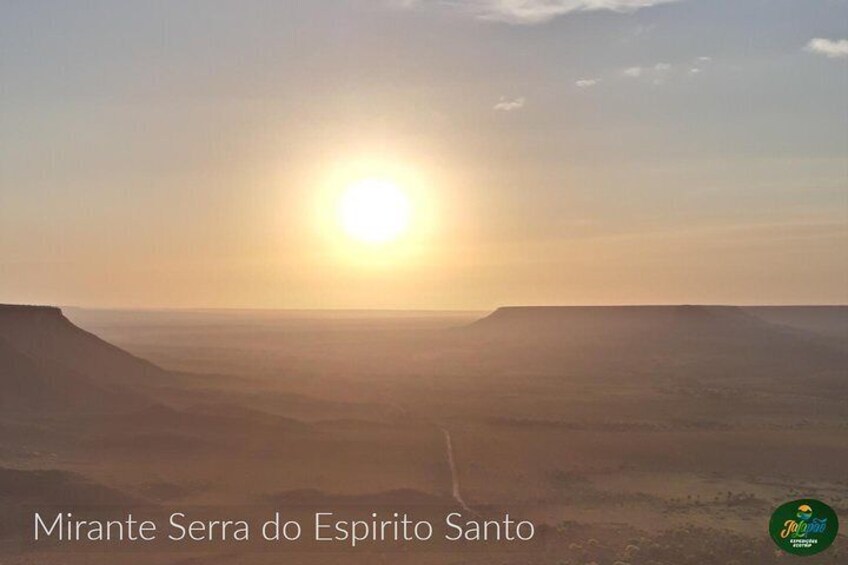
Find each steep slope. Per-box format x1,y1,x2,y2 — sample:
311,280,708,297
0,337,100,410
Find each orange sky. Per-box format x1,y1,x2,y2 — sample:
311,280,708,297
1,2,846,309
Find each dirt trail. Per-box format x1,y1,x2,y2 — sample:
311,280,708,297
381,392,476,514
440,426,475,514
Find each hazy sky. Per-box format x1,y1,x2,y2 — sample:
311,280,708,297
2,0,847,309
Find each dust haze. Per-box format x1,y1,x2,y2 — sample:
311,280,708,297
1,304,846,563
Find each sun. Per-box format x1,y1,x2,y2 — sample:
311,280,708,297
337,178,412,244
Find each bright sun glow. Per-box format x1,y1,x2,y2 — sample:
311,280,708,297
337,178,412,244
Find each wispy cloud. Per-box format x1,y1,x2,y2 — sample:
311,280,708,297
493,96,526,111
623,61,700,83
805,38,848,59
399,1,683,25
575,78,599,88
687,56,711,76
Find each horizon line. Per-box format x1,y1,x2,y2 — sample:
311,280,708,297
24,302,848,313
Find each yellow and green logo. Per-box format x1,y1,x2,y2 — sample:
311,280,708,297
769,499,838,556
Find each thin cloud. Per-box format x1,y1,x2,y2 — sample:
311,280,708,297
623,62,674,82
399,1,683,25
575,79,599,88
493,96,526,111
688,56,710,76
805,38,848,59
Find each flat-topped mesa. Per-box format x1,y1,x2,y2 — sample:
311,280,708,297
0,303,164,387
455,304,848,381
0,305,79,358
0,303,64,321
469,305,763,333
0,305,93,347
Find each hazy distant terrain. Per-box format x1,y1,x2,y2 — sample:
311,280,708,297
1,304,846,563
